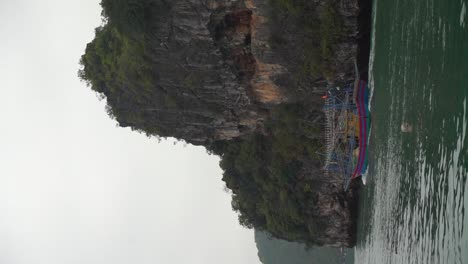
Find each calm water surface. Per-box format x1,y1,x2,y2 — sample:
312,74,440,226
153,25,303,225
355,0,468,263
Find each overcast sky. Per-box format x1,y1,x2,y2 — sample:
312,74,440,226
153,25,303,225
0,1,260,263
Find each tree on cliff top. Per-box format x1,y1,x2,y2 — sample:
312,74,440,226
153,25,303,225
79,1,183,137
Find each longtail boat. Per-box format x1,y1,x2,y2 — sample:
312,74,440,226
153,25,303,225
322,62,371,190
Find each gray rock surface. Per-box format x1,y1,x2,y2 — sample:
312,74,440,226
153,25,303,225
116,0,366,247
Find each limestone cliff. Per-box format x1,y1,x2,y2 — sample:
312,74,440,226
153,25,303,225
80,0,371,247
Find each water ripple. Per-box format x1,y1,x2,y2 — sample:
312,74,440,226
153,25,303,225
355,0,468,262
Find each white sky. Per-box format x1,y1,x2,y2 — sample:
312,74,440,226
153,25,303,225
0,1,260,263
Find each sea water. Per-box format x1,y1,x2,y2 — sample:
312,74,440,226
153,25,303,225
355,0,468,263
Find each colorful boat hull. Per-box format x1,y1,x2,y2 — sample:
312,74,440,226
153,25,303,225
351,80,370,179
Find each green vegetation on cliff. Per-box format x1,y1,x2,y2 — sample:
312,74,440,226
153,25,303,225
79,0,174,136
207,105,326,244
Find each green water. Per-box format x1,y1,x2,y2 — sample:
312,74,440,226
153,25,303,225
355,0,468,263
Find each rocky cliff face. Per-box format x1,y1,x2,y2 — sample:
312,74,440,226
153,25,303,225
295,160,360,247
130,0,262,144
85,0,370,247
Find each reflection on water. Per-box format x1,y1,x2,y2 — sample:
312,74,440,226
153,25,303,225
355,0,468,263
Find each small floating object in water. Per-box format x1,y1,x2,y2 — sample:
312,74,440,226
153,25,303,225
401,122,413,132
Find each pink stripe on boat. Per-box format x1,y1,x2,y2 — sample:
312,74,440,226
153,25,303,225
352,81,367,178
